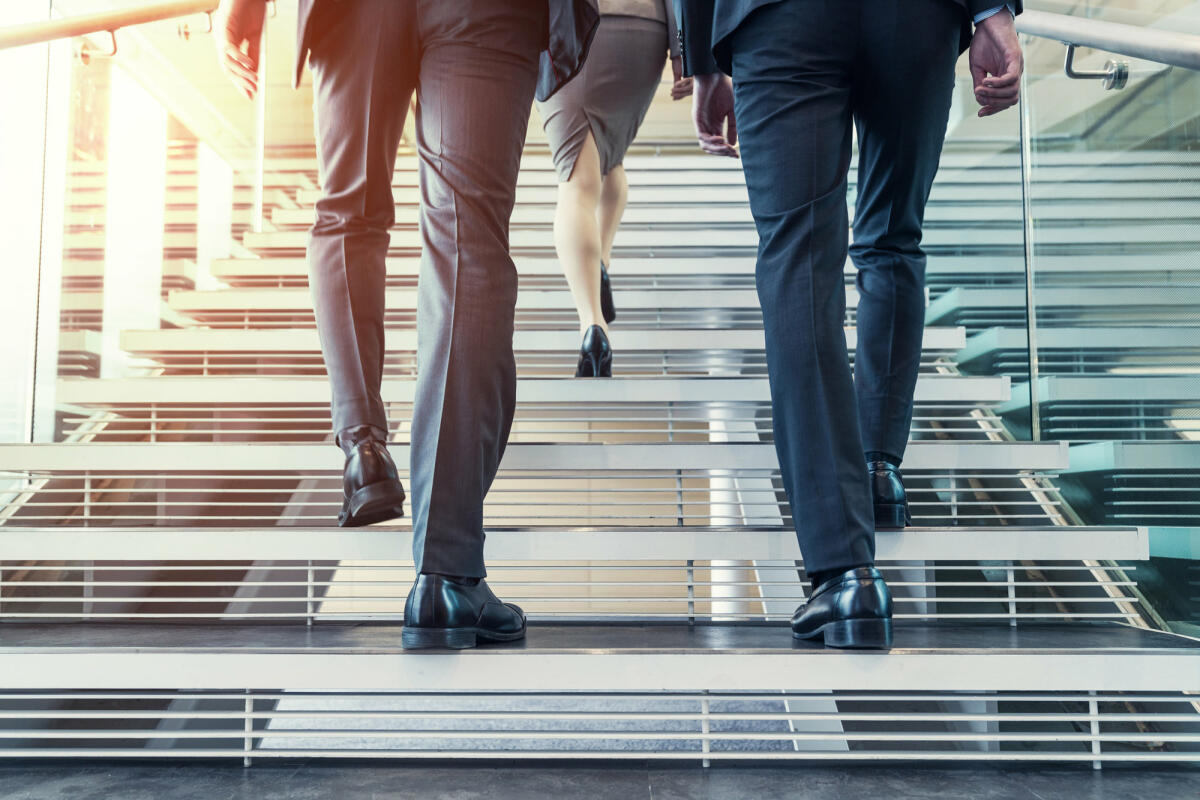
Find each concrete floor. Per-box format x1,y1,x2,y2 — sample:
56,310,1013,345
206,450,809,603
0,762,1196,800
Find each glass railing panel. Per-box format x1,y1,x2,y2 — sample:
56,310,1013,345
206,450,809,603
21,2,271,445
1019,43,1200,636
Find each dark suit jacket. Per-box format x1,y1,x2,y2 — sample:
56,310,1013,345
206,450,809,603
294,0,599,101
676,0,1023,76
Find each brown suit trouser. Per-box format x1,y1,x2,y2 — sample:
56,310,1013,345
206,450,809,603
307,0,545,576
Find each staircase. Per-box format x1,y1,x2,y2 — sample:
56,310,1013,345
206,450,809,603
2,143,1199,765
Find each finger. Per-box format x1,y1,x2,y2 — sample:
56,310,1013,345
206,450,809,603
227,72,256,100
222,51,259,87
983,72,1020,89
245,32,261,76
984,63,1021,89
725,112,737,148
977,85,1019,102
698,133,735,154
222,40,255,73
970,63,988,92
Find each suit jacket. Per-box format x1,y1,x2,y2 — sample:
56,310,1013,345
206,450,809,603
676,0,1023,76
294,0,600,102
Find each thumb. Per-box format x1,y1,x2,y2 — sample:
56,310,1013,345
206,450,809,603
725,109,737,148
970,61,987,91
246,28,261,74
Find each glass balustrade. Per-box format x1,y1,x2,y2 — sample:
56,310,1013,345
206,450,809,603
3,2,1197,634
1014,26,1200,636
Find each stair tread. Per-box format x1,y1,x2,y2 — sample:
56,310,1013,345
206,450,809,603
2,620,1194,655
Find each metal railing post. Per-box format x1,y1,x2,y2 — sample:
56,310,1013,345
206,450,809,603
1017,65,1042,442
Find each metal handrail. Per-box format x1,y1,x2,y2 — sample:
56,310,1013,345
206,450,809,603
1016,9,1200,71
0,0,216,51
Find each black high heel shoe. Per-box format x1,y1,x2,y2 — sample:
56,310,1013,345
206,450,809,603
575,325,613,378
600,262,616,324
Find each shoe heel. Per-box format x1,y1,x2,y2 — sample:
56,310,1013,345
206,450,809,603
577,353,599,378
575,351,612,378
822,617,893,650
341,480,406,527
401,627,477,650
874,502,908,530
351,480,406,516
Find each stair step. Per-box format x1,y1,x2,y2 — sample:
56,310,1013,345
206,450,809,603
119,326,966,354
957,326,1200,376
165,287,797,314
0,441,1069,473
56,375,1011,406
1063,441,1200,473
268,199,1200,228
929,287,1200,328
999,375,1200,412
2,622,1195,694
288,181,1200,207
205,253,1193,285
373,163,1200,189
240,225,1193,254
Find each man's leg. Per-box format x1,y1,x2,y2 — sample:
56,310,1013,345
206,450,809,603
408,0,545,577
851,0,962,465
729,0,875,577
307,1,417,446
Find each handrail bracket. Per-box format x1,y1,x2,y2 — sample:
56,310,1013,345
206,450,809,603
1064,44,1130,90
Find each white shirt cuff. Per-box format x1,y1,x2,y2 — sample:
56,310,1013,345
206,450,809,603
974,4,1015,25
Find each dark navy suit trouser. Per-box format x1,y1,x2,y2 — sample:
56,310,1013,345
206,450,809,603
729,0,962,573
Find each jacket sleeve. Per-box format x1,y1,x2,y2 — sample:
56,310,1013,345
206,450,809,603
674,0,722,76
662,0,681,59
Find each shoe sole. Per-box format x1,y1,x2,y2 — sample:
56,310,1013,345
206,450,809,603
793,617,893,650
339,480,406,527
401,625,527,650
874,502,909,530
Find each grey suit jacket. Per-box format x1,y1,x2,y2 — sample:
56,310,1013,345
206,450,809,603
294,0,600,101
676,0,1023,76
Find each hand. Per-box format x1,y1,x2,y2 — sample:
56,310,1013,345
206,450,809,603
692,72,738,158
670,57,694,101
969,10,1023,117
216,0,267,100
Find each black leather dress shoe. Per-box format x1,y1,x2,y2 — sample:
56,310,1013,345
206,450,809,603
402,574,527,650
337,425,406,527
600,262,616,324
792,566,893,649
869,460,911,529
575,325,613,378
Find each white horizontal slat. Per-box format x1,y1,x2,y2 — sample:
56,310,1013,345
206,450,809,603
269,199,1200,228
0,525,1147,562
119,326,967,354
166,287,790,313
241,226,1195,253
0,440,1070,472
957,327,1200,364
928,286,1200,323
1064,441,1200,474
3,649,1195,694
55,375,1011,406
207,253,1196,283
295,181,1200,207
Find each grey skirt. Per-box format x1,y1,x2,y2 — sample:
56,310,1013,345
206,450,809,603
535,15,668,182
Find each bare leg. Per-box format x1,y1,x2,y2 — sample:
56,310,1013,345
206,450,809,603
598,163,628,267
553,133,608,335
